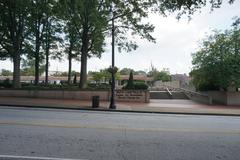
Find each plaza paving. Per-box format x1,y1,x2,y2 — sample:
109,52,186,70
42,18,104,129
0,97,240,116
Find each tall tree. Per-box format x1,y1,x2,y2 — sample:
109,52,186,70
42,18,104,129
191,18,240,91
90,68,120,84
0,0,30,88
29,0,48,85
60,0,108,89
58,0,81,85
126,71,134,89
43,1,63,85
64,21,80,84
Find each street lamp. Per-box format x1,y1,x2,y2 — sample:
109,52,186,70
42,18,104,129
109,4,116,109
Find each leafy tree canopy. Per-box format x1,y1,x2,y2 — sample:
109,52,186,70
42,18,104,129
154,70,171,82
190,17,240,91
21,59,45,76
90,68,120,83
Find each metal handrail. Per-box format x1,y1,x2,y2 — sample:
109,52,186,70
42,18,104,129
179,88,208,97
166,87,172,96
180,88,212,104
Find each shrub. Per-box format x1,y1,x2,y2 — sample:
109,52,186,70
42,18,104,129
122,71,149,90
21,83,79,90
123,82,148,90
87,83,110,90
124,71,134,89
134,82,148,90
0,78,12,88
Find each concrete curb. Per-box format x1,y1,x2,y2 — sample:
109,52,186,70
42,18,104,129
0,103,240,117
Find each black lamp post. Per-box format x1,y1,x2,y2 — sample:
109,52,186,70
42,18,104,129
109,5,116,109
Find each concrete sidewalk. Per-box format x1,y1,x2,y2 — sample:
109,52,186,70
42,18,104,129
0,97,240,116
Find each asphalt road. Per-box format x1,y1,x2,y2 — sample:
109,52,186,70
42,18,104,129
0,106,240,160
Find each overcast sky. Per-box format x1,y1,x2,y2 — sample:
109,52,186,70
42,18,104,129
1,1,239,75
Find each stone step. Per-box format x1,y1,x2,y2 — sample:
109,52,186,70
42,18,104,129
150,91,188,99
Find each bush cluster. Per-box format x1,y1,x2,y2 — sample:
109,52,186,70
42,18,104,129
0,79,12,88
134,82,149,90
87,83,110,90
122,71,148,90
122,82,148,90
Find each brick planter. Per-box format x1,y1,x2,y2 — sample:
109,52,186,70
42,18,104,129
0,89,150,103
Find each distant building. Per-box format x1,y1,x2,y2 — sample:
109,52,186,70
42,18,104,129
153,80,180,90
171,74,190,87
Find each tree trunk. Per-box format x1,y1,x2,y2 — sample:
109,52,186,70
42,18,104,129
79,52,87,89
68,44,73,85
12,34,22,88
45,43,50,85
34,22,40,86
34,14,45,86
4,1,24,88
79,25,89,89
12,50,21,88
35,43,40,85
68,56,72,84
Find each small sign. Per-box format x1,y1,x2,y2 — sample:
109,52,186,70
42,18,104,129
115,90,147,102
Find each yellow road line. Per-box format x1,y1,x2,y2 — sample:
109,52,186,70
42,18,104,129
0,121,239,135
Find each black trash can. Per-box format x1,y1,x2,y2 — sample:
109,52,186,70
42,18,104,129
92,96,99,108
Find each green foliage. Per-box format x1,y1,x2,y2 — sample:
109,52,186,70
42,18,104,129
25,0,64,85
191,18,240,91
117,68,152,76
87,83,110,90
134,82,149,90
109,0,236,53
59,0,108,88
0,0,32,88
190,69,219,91
21,83,80,90
156,0,236,20
119,68,135,75
21,59,45,76
1,69,13,76
90,68,120,84
125,71,134,89
0,0,31,57
154,70,171,82
110,1,156,53
148,64,171,82
123,71,148,90
123,82,149,90
0,0,237,88
147,63,158,77
91,72,104,84
0,78,12,88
